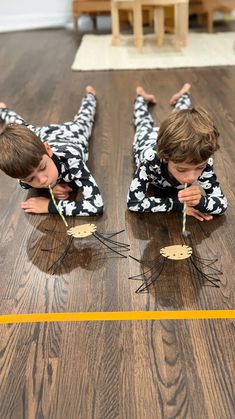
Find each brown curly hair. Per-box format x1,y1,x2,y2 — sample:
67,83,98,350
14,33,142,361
157,107,220,164
0,123,46,178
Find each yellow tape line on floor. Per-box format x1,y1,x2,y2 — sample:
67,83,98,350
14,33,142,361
0,310,234,324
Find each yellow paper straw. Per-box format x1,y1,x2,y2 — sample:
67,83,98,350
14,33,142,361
182,183,187,235
48,185,68,228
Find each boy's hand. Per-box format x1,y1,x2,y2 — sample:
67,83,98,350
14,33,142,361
21,197,50,214
186,207,213,221
52,183,72,200
178,185,202,207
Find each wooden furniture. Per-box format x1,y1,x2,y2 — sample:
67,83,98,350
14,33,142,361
189,0,235,32
111,0,189,51
111,0,138,46
111,1,154,47
73,0,111,30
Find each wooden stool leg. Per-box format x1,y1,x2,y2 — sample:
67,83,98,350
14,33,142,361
153,7,164,47
133,3,143,52
207,9,213,33
111,4,120,46
178,2,189,46
73,14,78,32
127,11,133,26
92,16,97,30
148,9,153,26
174,4,182,51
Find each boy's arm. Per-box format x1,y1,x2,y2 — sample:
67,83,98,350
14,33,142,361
194,158,227,214
127,161,183,213
48,161,104,216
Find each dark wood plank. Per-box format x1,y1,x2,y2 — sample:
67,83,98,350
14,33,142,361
0,29,234,419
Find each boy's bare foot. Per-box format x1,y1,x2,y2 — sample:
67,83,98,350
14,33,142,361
86,85,96,96
136,86,157,104
169,83,191,105
0,102,6,108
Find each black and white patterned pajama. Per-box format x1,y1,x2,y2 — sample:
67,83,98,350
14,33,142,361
127,93,227,214
0,93,104,216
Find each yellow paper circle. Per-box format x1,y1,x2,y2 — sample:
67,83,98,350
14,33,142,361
67,223,97,238
160,245,192,260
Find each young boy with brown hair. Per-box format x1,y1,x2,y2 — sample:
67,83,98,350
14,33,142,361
0,86,103,217
127,84,227,221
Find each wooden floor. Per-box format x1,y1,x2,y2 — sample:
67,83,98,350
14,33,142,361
0,29,234,419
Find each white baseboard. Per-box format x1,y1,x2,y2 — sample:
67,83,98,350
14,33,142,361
0,13,73,32
0,10,234,33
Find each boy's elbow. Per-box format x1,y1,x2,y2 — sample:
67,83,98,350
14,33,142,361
97,205,104,215
218,196,228,214
221,201,228,214
91,194,104,215
94,203,104,215
218,201,228,215
210,197,228,215
127,199,140,212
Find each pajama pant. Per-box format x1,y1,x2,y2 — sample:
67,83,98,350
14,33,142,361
1,93,97,163
32,93,96,162
132,93,192,167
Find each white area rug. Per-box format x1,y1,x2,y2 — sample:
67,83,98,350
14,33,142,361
72,32,235,71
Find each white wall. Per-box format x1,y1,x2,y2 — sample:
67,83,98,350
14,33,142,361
0,0,72,32
0,0,234,33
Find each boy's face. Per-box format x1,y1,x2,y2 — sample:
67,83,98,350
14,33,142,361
21,143,59,189
167,160,208,185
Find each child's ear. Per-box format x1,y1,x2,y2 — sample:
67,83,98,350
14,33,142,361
44,142,53,157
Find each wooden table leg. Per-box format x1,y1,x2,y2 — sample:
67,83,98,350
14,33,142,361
111,3,120,46
73,14,79,31
174,4,181,50
133,2,143,52
207,7,213,33
177,2,189,46
153,6,164,47
174,2,189,50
